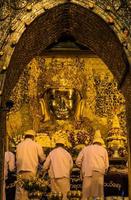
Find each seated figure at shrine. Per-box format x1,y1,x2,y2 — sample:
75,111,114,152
36,57,94,148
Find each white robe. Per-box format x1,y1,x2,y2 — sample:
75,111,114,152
3,151,15,200
76,144,109,177
76,144,109,199
15,138,45,200
44,147,73,178
43,147,73,200
16,138,45,174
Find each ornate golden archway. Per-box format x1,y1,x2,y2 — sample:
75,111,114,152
0,1,131,199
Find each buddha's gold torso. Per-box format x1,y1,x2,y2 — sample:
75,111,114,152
36,88,93,148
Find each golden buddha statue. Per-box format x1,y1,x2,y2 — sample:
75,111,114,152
44,88,80,120
35,57,94,148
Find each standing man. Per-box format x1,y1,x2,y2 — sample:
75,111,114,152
43,138,73,200
3,150,15,200
76,130,109,200
15,129,45,200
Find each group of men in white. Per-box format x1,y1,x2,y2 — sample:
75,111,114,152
4,129,109,200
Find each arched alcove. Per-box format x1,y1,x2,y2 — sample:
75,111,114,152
2,3,129,99
0,2,131,199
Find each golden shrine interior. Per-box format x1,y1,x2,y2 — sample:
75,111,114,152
6,38,128,199
0,1,131,200
7,40,127,155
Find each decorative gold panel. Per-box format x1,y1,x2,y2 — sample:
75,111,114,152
6,55,127,153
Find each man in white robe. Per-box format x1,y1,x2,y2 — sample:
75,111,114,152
76,130,109,200
43,138,73,200
15,129,45,200
3,151,15,200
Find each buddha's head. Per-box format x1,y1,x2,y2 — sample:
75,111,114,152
37,56,88,121
45,88,81,120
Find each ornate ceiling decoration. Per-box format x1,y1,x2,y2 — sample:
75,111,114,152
0,0,130,103
0,0,130,51
96,0,131,27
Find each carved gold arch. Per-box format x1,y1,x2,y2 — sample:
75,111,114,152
0,0,131,199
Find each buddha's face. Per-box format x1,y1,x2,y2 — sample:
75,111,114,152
45,88,81,120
